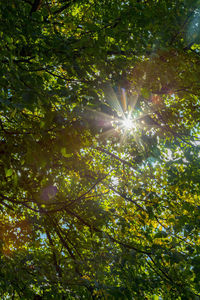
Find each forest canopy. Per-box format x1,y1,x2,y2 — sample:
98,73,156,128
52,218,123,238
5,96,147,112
1,0,200,299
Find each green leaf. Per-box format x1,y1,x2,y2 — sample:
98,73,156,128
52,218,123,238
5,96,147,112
61,147,73,158
5,168,13,177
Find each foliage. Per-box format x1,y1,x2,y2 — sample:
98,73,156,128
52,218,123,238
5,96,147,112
0,0,200,299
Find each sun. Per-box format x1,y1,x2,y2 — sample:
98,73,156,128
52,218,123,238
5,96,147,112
120,111,137,132
122,116,135,130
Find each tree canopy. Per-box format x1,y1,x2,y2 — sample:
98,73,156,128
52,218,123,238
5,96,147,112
1,0,200,299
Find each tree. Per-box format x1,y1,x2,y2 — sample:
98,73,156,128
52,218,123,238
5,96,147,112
0,0,200,298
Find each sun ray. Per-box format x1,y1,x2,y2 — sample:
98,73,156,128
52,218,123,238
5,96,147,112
99,127,118,139
129,93,138,111
104,85,126,118
86,108,118,121
119,128,128,145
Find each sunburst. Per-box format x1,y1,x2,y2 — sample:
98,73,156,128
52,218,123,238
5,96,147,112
85,85,155,145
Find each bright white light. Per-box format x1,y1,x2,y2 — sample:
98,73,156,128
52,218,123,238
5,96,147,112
122,117,135,130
